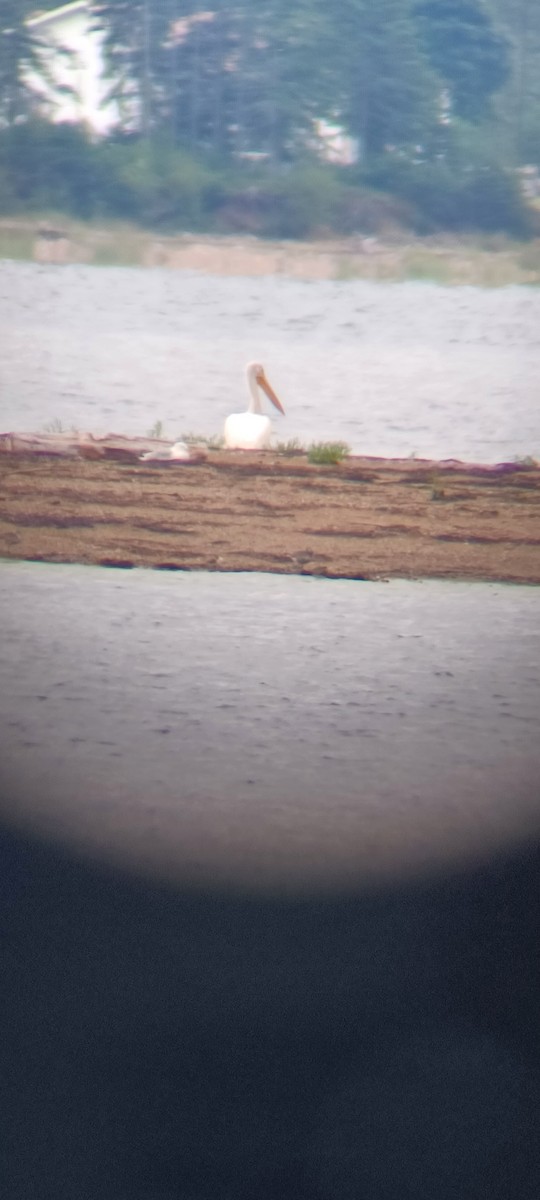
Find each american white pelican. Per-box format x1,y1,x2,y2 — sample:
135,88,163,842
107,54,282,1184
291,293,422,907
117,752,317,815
140,441,191,462
224,362,285,450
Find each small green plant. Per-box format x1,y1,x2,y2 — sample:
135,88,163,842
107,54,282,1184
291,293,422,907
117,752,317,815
43,418,64,433
275,438,304,456
181,432,225,449
147,419,165,438
307,441,350,465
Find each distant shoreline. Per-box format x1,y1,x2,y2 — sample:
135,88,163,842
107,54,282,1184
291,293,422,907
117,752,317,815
1,217,540,285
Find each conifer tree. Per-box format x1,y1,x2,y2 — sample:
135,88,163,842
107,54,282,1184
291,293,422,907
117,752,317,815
0,0,46,124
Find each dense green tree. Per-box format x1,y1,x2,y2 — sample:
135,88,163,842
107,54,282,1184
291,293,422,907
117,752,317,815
324,0,438,159
0,0,534,233
0,0,45,124
0,117,104,212
91,1,156,133
228,1,329,160
93,0,329,160
486,0,540,162
415,0,510,121
91,1,516,164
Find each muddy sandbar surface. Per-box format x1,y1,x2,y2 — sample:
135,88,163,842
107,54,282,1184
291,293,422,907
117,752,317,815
1,440,539,583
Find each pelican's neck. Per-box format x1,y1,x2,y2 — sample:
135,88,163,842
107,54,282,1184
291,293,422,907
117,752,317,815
246,366,262,414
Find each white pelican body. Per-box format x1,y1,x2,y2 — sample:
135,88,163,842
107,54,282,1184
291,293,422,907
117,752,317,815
224,362,285,450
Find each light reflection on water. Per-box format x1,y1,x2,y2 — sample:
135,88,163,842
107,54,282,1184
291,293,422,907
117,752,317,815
0,561,538,887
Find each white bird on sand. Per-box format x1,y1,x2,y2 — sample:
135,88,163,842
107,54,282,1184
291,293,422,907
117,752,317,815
224,362,285,450
140,441,191,462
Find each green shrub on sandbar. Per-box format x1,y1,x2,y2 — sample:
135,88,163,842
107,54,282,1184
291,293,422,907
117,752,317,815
307,441,350,465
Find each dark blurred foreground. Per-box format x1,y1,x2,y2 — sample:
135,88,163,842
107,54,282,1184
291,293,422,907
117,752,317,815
1,816,539,1200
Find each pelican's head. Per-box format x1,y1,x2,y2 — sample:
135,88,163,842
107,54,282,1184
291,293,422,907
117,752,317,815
246,361,285,415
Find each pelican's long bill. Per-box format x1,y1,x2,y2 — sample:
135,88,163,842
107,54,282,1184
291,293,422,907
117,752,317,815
257,369,285,415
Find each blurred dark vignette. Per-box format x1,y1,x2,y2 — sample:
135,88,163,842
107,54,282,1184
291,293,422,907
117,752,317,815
1,783,539,1200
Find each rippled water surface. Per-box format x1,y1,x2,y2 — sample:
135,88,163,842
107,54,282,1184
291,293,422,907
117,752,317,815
1,260,540,460
1,561,538,886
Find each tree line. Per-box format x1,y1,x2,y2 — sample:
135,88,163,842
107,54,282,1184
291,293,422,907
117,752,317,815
0,0,539,237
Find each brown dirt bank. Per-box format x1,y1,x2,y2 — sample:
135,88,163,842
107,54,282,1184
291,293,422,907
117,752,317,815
1,445,539,583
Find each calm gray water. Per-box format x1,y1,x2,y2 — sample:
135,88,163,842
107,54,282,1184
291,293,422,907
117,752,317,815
1,260,540,460
1,561,538,887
